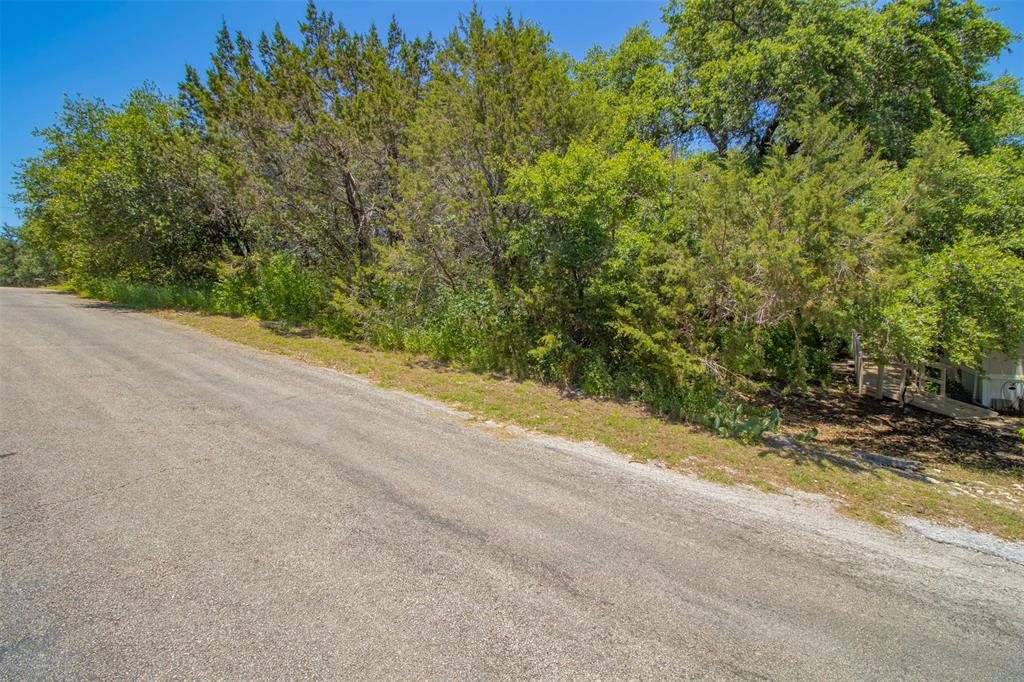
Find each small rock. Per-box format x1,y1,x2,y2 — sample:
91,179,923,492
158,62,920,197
764,434,795,449
850,448,925,473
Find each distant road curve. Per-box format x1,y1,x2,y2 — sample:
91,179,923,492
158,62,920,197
2,287,1022,679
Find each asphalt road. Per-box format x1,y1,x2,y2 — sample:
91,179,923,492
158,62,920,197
2,287,1023,680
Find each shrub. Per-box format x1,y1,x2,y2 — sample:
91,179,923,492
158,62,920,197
759,322,842,388
696,402,782,444
212,253,323,325
76,277,211,310
211,258,259,316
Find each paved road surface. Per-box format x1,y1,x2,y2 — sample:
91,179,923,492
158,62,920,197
2,287,1022,679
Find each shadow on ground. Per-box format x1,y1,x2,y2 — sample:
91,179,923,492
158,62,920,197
765,363,1024,474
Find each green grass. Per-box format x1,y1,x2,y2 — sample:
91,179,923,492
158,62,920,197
62,279,213,310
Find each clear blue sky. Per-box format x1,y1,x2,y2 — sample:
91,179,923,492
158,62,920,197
1,0,1022,227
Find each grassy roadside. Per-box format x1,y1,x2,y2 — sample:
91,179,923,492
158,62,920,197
148,308,1024,540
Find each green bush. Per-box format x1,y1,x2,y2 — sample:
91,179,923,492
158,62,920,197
77,277,212,310
255,253,322,324
420,287,498,364
212,253,323,325
696,402,782,444
759,322,842,388
352,284,533,376
578,352,614,397
211,259,259,316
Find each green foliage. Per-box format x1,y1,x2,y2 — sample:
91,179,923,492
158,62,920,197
15,88,235,285
77,278,213,310
213,253,323,325
759,322,841,387
795,427,819,444
868,237,1024,369
904,124,1024,253
211,258,259,317
390,286,516,372
0,224,60,286
396,7,583,290
662,0,1017,161
858,121,1024,368
576,23,679,147
11,0,1024,444
697,403,782,444
506,140,669,360
653,101,900,392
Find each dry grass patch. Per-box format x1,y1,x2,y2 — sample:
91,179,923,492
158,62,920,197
155,310,1024,540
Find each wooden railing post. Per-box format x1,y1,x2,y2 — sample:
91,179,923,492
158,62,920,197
854,334,864,395
876,360,886,400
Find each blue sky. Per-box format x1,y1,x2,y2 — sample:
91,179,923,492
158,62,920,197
2,0,1022,227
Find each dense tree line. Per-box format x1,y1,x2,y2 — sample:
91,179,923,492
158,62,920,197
10,0,1024,423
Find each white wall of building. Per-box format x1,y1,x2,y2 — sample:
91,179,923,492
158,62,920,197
978,345,1024,409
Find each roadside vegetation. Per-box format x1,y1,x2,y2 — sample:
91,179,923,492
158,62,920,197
6,1,1024,532
145,308,1020,539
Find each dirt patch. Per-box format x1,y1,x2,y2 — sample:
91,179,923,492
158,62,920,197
765,362,1024,474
